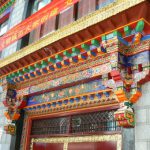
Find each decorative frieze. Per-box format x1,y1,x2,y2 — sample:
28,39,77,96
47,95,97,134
25,89,118,116
17,63,112,97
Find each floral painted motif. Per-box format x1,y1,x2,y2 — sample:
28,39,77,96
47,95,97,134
27,79,106,106
18,63,112,97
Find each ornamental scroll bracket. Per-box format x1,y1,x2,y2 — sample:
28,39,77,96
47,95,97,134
101,23,150,128
1,77,26,134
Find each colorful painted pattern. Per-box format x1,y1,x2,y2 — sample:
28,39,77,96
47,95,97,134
15,38,150,90
27,79,106,106
119,50,150,66
16,52,117,90
17,63,112,97
119,39,150,56
0,0,15,16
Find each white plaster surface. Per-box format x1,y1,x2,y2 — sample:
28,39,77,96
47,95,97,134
135,109,147,123
135,141,148,150
135,82,150,150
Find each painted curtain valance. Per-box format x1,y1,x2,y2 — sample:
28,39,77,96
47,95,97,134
0,0,79,51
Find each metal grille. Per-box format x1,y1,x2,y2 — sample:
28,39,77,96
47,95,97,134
31,117,69,135
31,110,120,135
71,110,119,134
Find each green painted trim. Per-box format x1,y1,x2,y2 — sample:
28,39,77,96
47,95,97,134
48,58,56,64
55,54,63,61
63,51,71,58
81,44,90,51
34,63,42,69
124,26,132,36
91,39,100,47
135,20,144,32
28,66,35,72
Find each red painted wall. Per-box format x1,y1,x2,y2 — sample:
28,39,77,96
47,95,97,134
33,141,117,150
33,143,64,150
68,141,117,150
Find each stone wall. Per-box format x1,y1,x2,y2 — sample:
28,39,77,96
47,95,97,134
0,0,29,149
122,128,135,150
135,82,150,150
0,95,11,150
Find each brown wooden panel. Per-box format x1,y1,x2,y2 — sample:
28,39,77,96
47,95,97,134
78,0,96,18
59,6,74,28
33,143,45,150
29,26,41,44
97,0,107,5
29,16,56,43
68,141,117,150
45,143,64,150
41,16,57,37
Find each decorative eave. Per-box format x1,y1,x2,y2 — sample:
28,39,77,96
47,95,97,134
24,89,119,116
0,0,147,69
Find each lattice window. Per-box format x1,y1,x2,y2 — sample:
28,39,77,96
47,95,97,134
31,110,120,136
71,110,118,134
31,117,69,135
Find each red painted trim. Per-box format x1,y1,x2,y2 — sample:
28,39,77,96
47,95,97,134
25,118,32,150
30,131,122,138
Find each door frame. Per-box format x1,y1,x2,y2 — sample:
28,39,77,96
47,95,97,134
30,134,122,150
23,104,120,149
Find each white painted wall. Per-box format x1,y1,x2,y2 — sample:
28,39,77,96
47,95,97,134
135,82,150,150
0,99,11,150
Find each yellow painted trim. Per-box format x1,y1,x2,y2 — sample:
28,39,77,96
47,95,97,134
29,103,119,119
30,134,122,150
143,18,150,26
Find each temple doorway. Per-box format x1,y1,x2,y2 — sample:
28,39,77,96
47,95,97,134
30,110,122,150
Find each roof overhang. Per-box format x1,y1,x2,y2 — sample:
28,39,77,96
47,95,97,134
0,0,149,77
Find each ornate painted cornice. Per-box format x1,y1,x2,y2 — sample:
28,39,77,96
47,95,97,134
0,0,145,68
14,39,150,90
25,89,118,116
16,53,115,90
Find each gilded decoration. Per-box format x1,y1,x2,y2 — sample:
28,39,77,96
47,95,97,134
30,134,122,150
0,0,145,68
